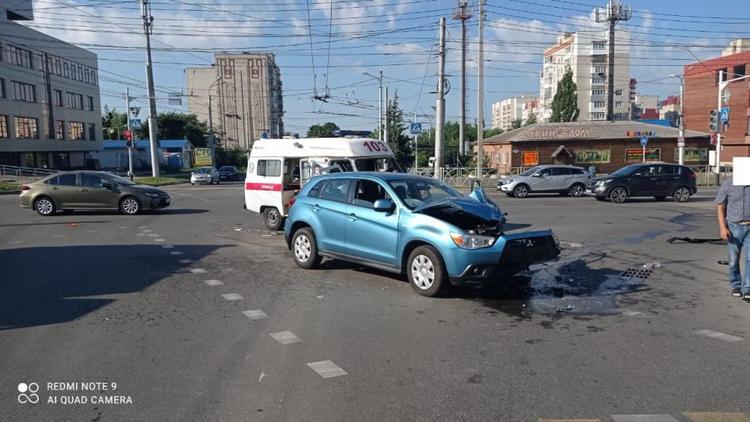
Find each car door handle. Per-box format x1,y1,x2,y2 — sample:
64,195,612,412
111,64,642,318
311,204,320,212
51,187,58,190
80,188,88,192
649,177,657,181
348,213,358,221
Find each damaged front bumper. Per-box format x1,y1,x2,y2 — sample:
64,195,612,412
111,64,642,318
446,230,560,283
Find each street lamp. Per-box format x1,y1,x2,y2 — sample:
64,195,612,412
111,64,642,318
715,70,750,182
363,71,383,142
669,74,684,165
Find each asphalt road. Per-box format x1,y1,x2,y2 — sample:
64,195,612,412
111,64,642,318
1,182,748,422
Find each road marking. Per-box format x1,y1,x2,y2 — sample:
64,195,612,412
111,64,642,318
51,234,67,238
612,416,680,422
9,240,26,244
170,251,184,255
307,360,348,378
622,310,645,317
222,293,243,301
86,229,100,233
142,229,152,232
270,331,302,345
147,234,159,237
190,268,207,274
242,309,268,320
684,412,750,422
154,238,166,242
204,279,223,286
695,329,744,343
161,245,174,249
179,259,194,264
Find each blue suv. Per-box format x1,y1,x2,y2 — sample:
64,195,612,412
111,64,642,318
284,173,560,297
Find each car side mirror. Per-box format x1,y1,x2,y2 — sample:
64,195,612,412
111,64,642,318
373,199,395,212
532,173,542,177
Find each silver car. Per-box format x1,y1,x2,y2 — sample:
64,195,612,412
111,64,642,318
497,165,590,198
190,167,220,185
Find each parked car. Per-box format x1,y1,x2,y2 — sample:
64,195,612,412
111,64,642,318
218,166,240,181
284,173,560,297
19,171,170,216
497,165,590,198
586,163,697,203
190,167,220,185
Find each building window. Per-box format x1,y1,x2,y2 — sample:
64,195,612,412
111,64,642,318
88,123,96,141
54,89,63,106
63,62,69,78
12,81,36,103
8,45,33,69
0,78,4,98
15,117,38,139
592,76,606,84
0,115,8,138
66,92,83,109
87,96,94,111
54,57,61,75
733,64,746,78
592,41,606,50
593,101,606,108
69,122,85,140
592,89,604,96
55,121,65,140
591,112,606,120
615,101,623,108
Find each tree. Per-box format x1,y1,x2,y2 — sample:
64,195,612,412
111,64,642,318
307,122,339,137
101,108,128,140
551,69,579,122
382,92,412,167
524,113,537,126
511,119,523,129
141,112,210,147
483,127,503,138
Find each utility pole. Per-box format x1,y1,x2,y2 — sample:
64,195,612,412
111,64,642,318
454,0,471,156
434,17,446,179
141,0,159,177
677,75,684,165
476,0,485,180
384,86,389,145
595,0,631,122
363,71,384,141
126,88,134,178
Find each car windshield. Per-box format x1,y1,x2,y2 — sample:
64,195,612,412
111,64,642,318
520,166,541,176
610,165,640,177
388,178,462,209
354,157,402,172
105,173,135,186
195,167,213,173
219,166,235,171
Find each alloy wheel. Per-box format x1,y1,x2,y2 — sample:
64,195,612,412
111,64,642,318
570,184,584,197
610,188,627,203
411,254,435,290
674,187,690,202
121,198,139,214
36,199,53,215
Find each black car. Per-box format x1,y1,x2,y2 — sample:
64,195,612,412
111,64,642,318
586,163,697,203
218,166,240,181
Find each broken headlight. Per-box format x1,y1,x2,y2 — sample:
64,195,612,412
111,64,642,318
450,232,496,249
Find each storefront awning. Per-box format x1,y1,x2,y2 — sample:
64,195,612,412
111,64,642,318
550,145,572,158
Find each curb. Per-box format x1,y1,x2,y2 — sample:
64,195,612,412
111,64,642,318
0,190,20,195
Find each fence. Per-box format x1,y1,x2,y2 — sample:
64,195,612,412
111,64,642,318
0,165,59,183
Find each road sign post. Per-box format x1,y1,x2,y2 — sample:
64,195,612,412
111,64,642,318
410,122,422,172
640,136,649,163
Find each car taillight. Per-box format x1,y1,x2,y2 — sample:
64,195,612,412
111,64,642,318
688,172,696,179
288,196,296,208
21,185,30,191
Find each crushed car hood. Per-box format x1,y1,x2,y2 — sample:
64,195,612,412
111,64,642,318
414,187,505,233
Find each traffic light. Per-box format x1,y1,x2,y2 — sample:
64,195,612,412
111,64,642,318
709,109,719,132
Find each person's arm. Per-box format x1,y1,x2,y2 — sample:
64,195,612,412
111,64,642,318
718,203,731,241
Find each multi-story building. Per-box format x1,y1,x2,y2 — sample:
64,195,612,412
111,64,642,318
491,95,537,130
684,40,750,162
187,53,283,149
0,0,102,169
539,31,630,122
722,38,750,57
659,95,681,121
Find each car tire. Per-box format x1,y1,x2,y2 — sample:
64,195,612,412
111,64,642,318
34,196,56,216
263,207,284,231
119,196,141,215
672,186,691,202
291,227,321,269
609,187,629,204
407,245,447,297
513,184,529,199
568,183,585,197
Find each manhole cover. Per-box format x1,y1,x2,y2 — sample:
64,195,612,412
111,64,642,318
620,267,654,279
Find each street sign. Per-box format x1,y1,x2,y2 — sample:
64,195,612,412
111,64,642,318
130,118,142,130
640,136,649,147
677,136,685,148
129,106,140,118
410,122,422,135
720,107,730,123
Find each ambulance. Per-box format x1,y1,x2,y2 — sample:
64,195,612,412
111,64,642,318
244,137,401,230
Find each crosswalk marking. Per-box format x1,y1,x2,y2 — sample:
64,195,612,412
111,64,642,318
612,416,679,422
684,412,750,422
696,329,745,343
539,419,600,422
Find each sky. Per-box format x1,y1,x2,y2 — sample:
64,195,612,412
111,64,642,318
17,0,750,135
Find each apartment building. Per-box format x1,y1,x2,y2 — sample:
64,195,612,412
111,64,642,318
491,95,538,130
187,53,283,149
0,1,102,169
539,31,630,122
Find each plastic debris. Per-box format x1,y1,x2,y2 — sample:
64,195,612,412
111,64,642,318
642,262,662,269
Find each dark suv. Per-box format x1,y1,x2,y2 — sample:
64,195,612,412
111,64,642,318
586,163,697,203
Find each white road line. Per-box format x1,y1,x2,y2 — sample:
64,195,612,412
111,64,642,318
179,259,194,264
242,309,268,320
138,226,147,229
190,268,207,274
307,360,348,378
612,416,679,422
269,331,302,345
222,293,243,301
695,329,744,343
622,310,645,317
161,245,174,249
142,229,152,232
204,279,223,286
170,251,184,255
51,234,67,238
86,230,100,233
147,234,159,237
154,238,166,242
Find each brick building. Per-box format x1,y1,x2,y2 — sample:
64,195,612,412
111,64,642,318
683,45,750,162
479,121,710,174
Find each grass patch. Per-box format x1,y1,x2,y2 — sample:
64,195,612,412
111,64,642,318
134,176,187,186
0,181,21,191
